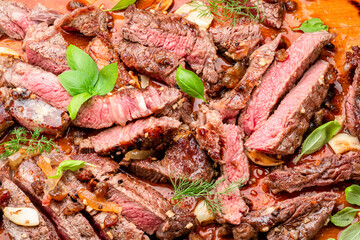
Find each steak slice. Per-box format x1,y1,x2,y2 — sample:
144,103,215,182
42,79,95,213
239,192,339,240
13,161,100,240
126,133,215,183
29,3,62,25
88,116,181,155
209,22,261,60
23,23,69,75
211,34,283,120
0,101,13,136
247,0,284,29
0,87,70,136
240,31,335,135
74,86,181,129
345,65,360,136
263,151,360,194
245,60,331,155
115,39,184,86
0,56,71,110
106,173,172,234
55,5,111,37
122,5,218,84
0,177,60,240
0,1,34,39
86,37,131,88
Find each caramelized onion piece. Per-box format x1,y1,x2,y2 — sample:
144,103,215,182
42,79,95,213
245,150,284,167
136,0,173,12
124,149,157,160
77,188,122,213
8,148,26,170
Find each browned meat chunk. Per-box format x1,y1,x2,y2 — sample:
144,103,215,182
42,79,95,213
0,101,13,136
246,0,284,28
346,65,360,136
29,3,62,25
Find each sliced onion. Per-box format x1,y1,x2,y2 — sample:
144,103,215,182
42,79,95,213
328,133,360,154
124,149,157,160
77,188,122,214
194,200,215,224
0,47,21,59
3,207,40,226
139,75,150,89
245,150,284,167
174,2,213,30
8,148,26,170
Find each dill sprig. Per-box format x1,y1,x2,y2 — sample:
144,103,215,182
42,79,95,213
190,0,264,26
170,176,244,214
0,127,58,158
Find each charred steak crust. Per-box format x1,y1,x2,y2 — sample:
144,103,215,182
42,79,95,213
345,65,360,136
0,101,13,136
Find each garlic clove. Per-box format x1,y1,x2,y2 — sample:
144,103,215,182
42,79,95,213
3,207,40,227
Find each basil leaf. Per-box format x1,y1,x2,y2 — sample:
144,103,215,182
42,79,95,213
331,207,359,227
295,120,341,162
293,18,329,33
58,70,92,96
339,222,360,240
48,160,96,179
66,44,98,87
176,65,206,103
346,185,360,206
104,0,136,11
93,63,118,96
67,92,93,120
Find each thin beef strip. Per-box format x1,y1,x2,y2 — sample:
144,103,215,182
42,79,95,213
84,116,181,155
0,101,13,136
73,86,181,129
115,39,184,86
86,37,132,88
13,161,101,240
0,177,60,240
211,34,283,120
246,0,284,29
209,22,261,60
23,23,69,75
240,31,335,135
235,192,339,240
345,65,360,136
126,133,215,183
0,56,71,110
29,3,62,25
245,60,331,154
121,5,218,84
263,151,360,194
0,87,70,136
55,5,112,37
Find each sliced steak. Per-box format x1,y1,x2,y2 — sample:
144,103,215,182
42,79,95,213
126,133,215,183
55,5,111,37
2,88,70,136
246,60,331,154
0,101,13,136
23,23,69,75
240,192,339,240
106,173,172,234
345,65,360,136
88,116,181,155
211,34,283,120
122,5,218,84
115,39,184,86
0,1,34,39
247,0,284,29
13,161,100,240
209,22,261,60
0,177,60,240
86,37,131,88
263,151,360,194
29,3,62,25
74,86,181,129
240,31,335,135
0,56,71,109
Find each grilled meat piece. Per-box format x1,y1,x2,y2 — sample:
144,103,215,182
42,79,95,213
345,65,360,136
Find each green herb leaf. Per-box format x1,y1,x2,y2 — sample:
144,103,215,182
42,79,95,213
58,70,92,96
339,221,360,240
104,0,136,11
296,120,341,162
66,45,98,85
67,92,93,120
176,65,207,103
93,63,118,96
48,160,96,179
331,207,359,227
293,18,329,33
346,185,360,206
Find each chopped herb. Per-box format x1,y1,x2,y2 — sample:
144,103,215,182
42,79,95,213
59,45,118,120
176,65,207,103
170,176,244,214
295,120,341,162
0,127,57,158
103,0,136,11
48,160,96,179
293,18,329,33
